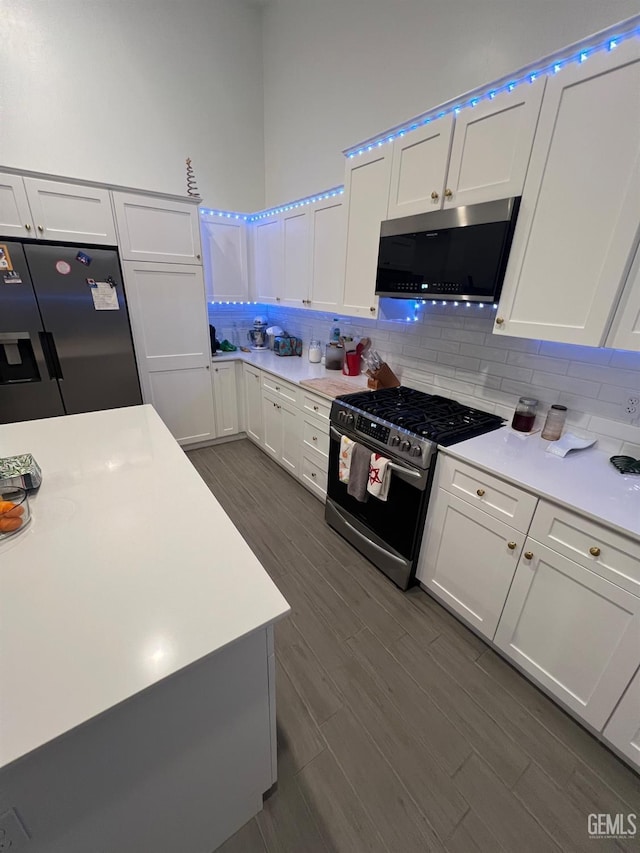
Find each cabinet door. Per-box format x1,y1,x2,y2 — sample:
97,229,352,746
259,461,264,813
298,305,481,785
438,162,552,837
113,193,202,264
603,667,640,770
253,217,282,304
280,398,300,477
123,261,215,445
444,79,545,208
212,362,239,438
341,148,391,319
494,540,640,729
0,173,34,238
281,208,310,306
24,178,117,245
387,115,453,219
417,490,523,640
201,217,249,302
308,197,345,312
606,239,640,352
243,364,263,444
494,39,640,346
262,389,283,461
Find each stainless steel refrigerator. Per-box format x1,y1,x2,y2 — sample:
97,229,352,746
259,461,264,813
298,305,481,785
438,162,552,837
0,241,142,424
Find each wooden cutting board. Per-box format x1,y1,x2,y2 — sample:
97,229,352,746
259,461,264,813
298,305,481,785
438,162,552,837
299,375,369,399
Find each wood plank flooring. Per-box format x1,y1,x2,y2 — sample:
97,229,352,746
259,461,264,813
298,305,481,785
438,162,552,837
187,439,640,853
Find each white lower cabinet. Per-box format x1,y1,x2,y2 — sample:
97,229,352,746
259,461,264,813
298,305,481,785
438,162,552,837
147,368,215,446
494,539,640,730
603,667,640,770
417,490,524,640
211,362,239,438
262,389,300,477
243,364,263,444
300,412,330,501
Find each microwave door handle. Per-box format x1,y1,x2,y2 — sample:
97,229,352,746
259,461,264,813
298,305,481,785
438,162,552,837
330,427,422,480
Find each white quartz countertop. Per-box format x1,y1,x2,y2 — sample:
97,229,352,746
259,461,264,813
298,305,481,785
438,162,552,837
0,405,290,768
213,350,369,398
442,427,640,540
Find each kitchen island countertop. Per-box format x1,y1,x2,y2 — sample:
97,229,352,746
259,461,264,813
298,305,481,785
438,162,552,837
0,404,290,769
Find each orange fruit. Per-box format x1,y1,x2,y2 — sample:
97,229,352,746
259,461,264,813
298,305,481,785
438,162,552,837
0,500,24,518
0,516,22,532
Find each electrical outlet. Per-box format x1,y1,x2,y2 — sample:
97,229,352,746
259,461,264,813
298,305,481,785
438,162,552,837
623,395,640,417
0,809,30,851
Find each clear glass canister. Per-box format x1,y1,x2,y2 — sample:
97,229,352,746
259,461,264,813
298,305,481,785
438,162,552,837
325,342,344,370
308,340,322,363
0,486,30,538
511,397,538,432
541,404,568,441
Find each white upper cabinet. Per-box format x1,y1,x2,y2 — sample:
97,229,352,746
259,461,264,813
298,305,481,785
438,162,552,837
113,192,202,264
494,39,640,346
606,240,640,352
444,79,545,208
281,208,310,306
387,116,453,219
308,195,345,312
0,172,35,238
252,216,283,304
341,147,392,318
0,174,117,244
201,216,249,302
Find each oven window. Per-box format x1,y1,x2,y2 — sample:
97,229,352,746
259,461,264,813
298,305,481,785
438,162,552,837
327,434,426,560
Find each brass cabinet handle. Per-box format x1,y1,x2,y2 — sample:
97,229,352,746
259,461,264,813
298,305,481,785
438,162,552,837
507,541,517,550
524,551,533,560
444,188,453,198
431,191,439,200
476,488,485,497
37,225,44,233
589,546,601,557
495,317,505,325
25,223,31,231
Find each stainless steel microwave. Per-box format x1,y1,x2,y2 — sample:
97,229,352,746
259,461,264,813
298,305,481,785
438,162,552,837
375,197,520,303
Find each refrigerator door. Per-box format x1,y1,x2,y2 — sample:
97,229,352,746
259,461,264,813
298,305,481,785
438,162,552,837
24,244,142,415
0,241,66,423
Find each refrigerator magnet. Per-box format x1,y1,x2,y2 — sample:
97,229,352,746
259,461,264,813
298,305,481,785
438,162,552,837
55,260,71,275
0,244,13,271
3,270,22,285
76,251,92,266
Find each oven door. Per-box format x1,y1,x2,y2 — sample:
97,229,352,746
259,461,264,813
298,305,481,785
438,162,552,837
325,424,432,589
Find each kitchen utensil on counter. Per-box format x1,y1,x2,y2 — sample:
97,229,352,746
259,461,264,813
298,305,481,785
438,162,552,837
308,340,322,363
610,455,640,474
325,342,345,370
343,351,361,376
541,404,568,440
511,397,538,432
247,316,269,350
266,326,284,349
0,486,30,538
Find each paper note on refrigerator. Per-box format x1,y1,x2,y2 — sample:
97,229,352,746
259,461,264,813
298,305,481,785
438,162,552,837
91,282,119,311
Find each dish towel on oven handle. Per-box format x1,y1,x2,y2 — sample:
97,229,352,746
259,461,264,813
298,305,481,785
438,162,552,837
347,442,371,502
339,435,355,483
368,453,391,501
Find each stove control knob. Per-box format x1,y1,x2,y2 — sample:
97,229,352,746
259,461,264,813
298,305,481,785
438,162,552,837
390,435,400,447
337,411,345,423
410,445,422,457
400,440,411,452
345,412,354,426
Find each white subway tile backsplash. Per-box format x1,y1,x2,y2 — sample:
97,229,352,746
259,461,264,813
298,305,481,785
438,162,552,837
620,441,640,457
214,302,640,448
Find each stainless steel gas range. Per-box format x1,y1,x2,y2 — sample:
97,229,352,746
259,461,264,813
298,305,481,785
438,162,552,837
325,386,504,589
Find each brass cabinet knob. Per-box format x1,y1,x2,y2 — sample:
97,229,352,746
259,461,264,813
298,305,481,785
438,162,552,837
431,191,439,200
311,472,317,479
196,253,201,260
25,223,31,231
495,317,505,325
205,365,210,370
370,306,376,313
589,546,601,557
507,541,517,550
312,435,318,442
313,405,319,411
524,551,534,560
276,296,281,302
214,368,218,372
444,188,453,198
37,225,44,233
476,488,485,497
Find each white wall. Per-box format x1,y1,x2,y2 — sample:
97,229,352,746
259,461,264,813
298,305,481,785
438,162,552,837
0,0,265,210
262,0,640,205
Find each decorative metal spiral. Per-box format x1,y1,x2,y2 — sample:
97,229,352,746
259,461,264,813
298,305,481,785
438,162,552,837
185,157,200,197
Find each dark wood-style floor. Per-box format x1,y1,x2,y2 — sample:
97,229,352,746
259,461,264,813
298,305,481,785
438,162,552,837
187,439,640,853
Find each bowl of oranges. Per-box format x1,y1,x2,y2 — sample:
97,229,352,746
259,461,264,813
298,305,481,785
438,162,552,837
0,487,30,538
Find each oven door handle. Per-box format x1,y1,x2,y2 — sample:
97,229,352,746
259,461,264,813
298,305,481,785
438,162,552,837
330,426,422,481
336,512,407,566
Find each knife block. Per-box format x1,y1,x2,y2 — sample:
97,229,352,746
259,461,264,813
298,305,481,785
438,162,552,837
366,362,400,389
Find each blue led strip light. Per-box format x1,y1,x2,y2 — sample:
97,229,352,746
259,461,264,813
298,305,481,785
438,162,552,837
200,209,249,221
200,186,345,223
343,25,639,159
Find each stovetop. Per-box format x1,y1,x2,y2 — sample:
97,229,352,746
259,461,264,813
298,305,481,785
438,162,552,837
332,386,504,468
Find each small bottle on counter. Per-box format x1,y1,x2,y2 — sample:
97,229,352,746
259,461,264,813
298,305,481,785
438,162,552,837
511,397,538,432
330,319,341,343
541,404,568,441
308,339,322,363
